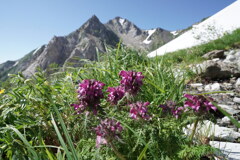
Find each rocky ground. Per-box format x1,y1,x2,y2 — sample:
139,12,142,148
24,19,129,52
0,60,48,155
185,49,240,159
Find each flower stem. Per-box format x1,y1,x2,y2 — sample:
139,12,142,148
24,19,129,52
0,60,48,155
109,141,126,160
189,118,199,145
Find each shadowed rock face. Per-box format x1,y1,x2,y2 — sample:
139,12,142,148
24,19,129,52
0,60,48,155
0,15,173,78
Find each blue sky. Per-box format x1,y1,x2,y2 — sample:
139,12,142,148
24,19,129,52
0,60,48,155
0,0,236,63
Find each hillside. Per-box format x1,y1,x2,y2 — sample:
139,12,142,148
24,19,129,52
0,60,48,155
148,0,240,57
1,28,240,159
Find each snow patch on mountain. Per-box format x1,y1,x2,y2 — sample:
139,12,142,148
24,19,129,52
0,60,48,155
13,61,18,67
119,18,125,26
148,0,240,57
171,31,178,36
33,46,41,55
143,29,156,44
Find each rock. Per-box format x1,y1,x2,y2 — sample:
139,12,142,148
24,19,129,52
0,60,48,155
235,51,240,57
204,83,221,91
224,54,236,62
210,141,240,160
221,116,231,126
236,78,240,86
202,50,225,60
197,87,204,92
185,120,240,142
189,83,203,88
228,50,236,55
212,58,220,61
198,61,240,80
222,83,233,90
218,104,240,115
233,97,240,104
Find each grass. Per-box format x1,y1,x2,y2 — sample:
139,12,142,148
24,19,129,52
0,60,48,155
161,28,240,66
0,28,240,159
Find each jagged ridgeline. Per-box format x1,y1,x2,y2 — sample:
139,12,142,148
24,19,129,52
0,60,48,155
0,15,174,81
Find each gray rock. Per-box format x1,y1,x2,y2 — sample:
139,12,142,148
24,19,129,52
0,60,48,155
233,97,240,104
198,60,240,80
218,104,240,115
225,55,236,62
221,116,231,126
202,50,225,60
222,82,233,89
235,51,240,57
189,83,203,88
236,78,240,86
210,141,240,160
185,120,240,142
204,83,221,91
228,50,236,55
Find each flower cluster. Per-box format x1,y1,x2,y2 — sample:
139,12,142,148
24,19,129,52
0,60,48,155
159,101,184,118
184,94,217,113
171,107,184,119
94,118,123,148
119,70,144,95
129,102,151,120
71,79,105,114
106,70,144,105
107,86,125,105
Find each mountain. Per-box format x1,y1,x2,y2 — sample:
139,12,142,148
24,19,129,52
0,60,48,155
105,17,173,51
0,15,173,80
148,0,240,57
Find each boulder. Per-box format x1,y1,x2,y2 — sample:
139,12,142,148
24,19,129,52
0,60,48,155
202,50,225,60
199,60,240,80
184,120,240,142
210,141,240,160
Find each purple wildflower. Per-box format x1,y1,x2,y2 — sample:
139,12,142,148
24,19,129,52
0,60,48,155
172,107,184,119
107,86,125,105
129,102,151,120
159,100,183,118
119,70,144,95
159,104,170,112
184,94,217,113
71,79,105,114
94,118,123,148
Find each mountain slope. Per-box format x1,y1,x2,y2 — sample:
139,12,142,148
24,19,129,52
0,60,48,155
0,15,174,80
148,0,240,57
105,17,173,51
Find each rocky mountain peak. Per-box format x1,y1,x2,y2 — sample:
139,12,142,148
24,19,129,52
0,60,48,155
0,15,174,79
106,16,142,35
80,15,104,34
87,15,101,24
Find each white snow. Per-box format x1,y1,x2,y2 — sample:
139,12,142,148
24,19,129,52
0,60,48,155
13,61,19,66
33,46,41,55
171,31,178,36
119,18,125,26
143,29,156,44
148,0,240,57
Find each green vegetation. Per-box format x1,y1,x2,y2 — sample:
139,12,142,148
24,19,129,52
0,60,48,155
0,28,240,159
162,28,240,66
